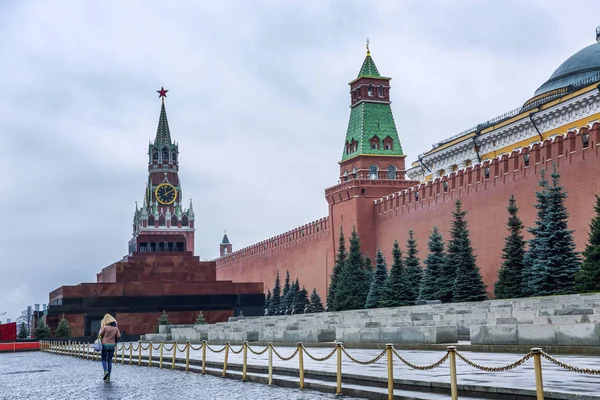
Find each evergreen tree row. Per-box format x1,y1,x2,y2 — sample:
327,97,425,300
265,270,323,315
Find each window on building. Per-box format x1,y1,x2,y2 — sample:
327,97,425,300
378,85,384,97
148,215,155,226
387,165,397,179
181,215,189,226
162,147,169,161
443,181,448,192
370,136,380,150
172,152,177,162
343,170,348,181
152,148,159,161
369,165,379,179
352,166,358,178
368,85,373,97
383,136,393,150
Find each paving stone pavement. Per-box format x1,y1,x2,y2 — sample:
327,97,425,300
0,351,362,400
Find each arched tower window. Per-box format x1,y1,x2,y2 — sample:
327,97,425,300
171,215,178,227
352,166,358,178
158,215,166,226
172,151,177,162
369,165,379,180
148,215,155,226
351,139,357,152
152,148,159,161
345,141,350,155
161,147,169,162
379,85,384,97
343,170,348,181
181,215,189,226
387,165,397,179
368,85,373,97
383,136,393,150
370,136,380,150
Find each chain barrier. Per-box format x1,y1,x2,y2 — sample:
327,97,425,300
163,344,175,352
190,344,203,351
301,345,337,362
176,344,188,352
151,343,161,351
540,351,600,375
271,345,300,361
392,348,449,370
140,343,151,351
246,344,269,355
205,344,227,353
229,344,244,355
342,347,386,365
455,350,533,372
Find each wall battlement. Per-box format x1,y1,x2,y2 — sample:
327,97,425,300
374,123,600,215
216,217,330,267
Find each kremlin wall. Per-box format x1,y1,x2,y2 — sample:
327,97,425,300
216,30,600,302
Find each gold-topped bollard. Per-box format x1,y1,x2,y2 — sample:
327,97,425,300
185,341,190,372
531,348,544,400
148,343,153,367
336,342,343,396
268,343,273,386
129,343,133,365
447,346,458,400
113,344,118,363
298,342,305,390
172,342,177,369
138,342,142,366
222,342,230,378
386,344,394,400
121,344,125,364
159,341,164,368
202,340,207,374
242,342,248,382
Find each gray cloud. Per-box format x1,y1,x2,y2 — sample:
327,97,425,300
1,0,599,322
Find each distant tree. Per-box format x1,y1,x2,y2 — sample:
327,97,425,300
419,227,445,301
264,290,271,315
449,200,487,302
404,230,422,304
335,227,371,310
287,278,300,314
327,228,347,311
307,288,325,313
364,256,373,283
55,314,71,338
280,270,292,315
576,194,600,292
379,241,410,307
293,285,310,314
544,166,581,294
365,249,388,308
268,272,281,316
195,311,207,325
157,310,171,326
495,195,526,299
33,319,50,339
522,169,551,297
17,322,28,339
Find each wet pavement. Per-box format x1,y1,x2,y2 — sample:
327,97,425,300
0,351,362,400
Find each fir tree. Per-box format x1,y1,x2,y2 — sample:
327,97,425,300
379,241,410,307
17,322,28,339
268,272,281,316
307,288,325,313
335,227,371,310
287,278,300,314
544,166,581,294
34,319,50,339
157,310,171,326
280,270,291,315
522,169,551,297
404,230,422,304
327,228,347,311
195,311,207,325
449,200,488,302
494,195,526,299
55,313,71,338
264,290,271,316
419,227,445,301
293,285,309,314
365,249,388,308
576,194,600,292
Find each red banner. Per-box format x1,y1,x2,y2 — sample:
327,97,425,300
0,322,17,341
0,342,39,352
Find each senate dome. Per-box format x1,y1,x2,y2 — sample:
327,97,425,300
534,27,600,96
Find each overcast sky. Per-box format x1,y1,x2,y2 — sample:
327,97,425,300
1,0,599,323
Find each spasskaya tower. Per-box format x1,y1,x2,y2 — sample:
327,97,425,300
128,88,195,254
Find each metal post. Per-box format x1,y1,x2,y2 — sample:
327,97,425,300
298,342,305,390
531,348,544,400
149,344,153,367
447,346,458,400
222,342,230,378
172,343,177,369
268,343,273,386
185,341,190,372
159,341,164,369
336,342,343,396
202,340,207,374
386,344,394,400
242,342,248,382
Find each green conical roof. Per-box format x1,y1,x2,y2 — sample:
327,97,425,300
358,51,380,78
221,232,230,245
153,99,172,147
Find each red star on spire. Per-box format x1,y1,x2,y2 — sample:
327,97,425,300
157,87,169,98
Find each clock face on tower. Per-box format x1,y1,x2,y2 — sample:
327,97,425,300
155,183,177,205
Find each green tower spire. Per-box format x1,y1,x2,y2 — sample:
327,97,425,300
341,46,404,162
154,87,172,147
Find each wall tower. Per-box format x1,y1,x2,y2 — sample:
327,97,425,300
129,88,195,255
220,231,233,256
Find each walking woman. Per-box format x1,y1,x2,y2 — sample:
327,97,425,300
99,313,121,381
